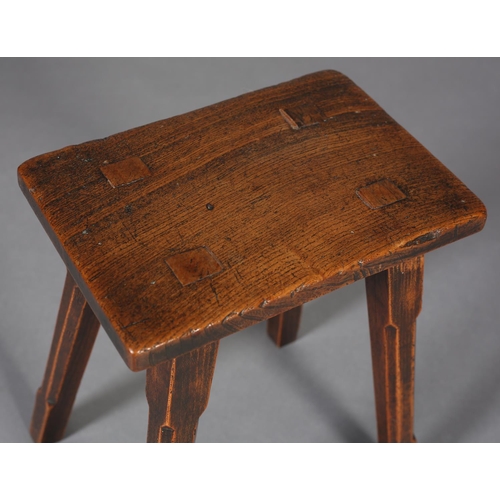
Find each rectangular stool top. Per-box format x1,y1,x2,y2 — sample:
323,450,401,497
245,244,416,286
18,70,486,370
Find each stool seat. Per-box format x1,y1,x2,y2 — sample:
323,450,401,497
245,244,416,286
18,70,486,373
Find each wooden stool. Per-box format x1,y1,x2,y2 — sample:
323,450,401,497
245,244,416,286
18,70,487,443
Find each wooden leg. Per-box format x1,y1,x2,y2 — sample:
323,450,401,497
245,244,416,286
365,256,424,443
30,271,100,443
146,341,219,443
267,305,302,347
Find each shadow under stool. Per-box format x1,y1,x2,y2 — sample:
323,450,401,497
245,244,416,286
18,70,487,443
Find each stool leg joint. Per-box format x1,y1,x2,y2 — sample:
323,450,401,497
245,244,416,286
146,341,219,443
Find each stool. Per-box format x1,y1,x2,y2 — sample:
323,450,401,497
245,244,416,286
18,70,487,443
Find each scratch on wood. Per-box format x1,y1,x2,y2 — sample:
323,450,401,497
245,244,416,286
123,318,150,330
403,230,441,247
250,194,271,206
209,282,220,305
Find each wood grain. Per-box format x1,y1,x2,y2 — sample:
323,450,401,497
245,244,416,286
18,70,487,370
267,306,302,347
30,271,100,442
146,341,219,442
365,256,423,443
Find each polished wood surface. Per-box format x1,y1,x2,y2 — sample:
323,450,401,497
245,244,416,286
18,70,486,374
366,256,423,443
30,271,100,442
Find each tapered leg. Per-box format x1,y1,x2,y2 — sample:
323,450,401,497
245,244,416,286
30,271,100,443
146,341,219,443
365,256,424,443
267,306,302,347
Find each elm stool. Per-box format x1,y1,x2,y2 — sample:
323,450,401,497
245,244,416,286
18,70,487,443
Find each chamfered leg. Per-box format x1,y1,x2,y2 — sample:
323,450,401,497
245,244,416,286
365,256,424,443
267,305,302,347
30,271,100,443
146,341,219,443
